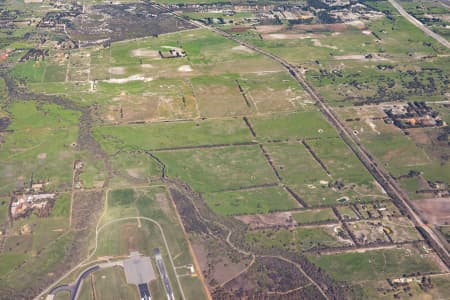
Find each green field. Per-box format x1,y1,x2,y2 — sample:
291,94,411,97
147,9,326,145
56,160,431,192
246,226,348,252
158,145,277,192
292,208,337,224
308,245,441,282
204,186,299,216
249,111,338,141
78,267,140,300
93,117,253,153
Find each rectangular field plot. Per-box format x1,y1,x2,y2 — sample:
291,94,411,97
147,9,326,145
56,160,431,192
203,186,299,216
239,71,310,113
109,152,163,186
307,139,375,187
93,118,252,154
348,220,390,245
246,226,350,252
350,119,431,176
191,74,251,117
307,244,442,282
249,111,338,141
157,146,277,192
337,206,360,221
263,142,384,206
264,142,329,185
292,208,337,225
95,78,198,123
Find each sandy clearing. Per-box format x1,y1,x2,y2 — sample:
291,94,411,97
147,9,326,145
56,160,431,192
130,48,160,58
235,212,296,229
232,45,255,53
262,33,323,40
37,153,47,159
312,39,337,49
255,25,284,34
346,20,366,29
161,45,184,52
365,118,380,134
333,54,390,61
103,74,153,83
140,64,154,69
108,67,126,75
178,65,193,72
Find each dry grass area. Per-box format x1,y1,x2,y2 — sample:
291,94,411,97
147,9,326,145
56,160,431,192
235,211,295,229
412,197,450,226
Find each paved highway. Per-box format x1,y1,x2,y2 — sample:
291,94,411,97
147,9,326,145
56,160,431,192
388,0,450,49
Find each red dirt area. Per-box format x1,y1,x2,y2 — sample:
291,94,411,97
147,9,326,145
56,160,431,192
412,197,450,225
292,23,350,32
0,50,10,62
235,211,295,229
226,26,252,33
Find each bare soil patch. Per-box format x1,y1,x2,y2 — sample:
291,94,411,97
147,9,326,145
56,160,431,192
177,65,193,72
262,33,322,40
108,67,126,75
412,197,450,226
232,45,255,53
235,212,295,229
131,49,160,58
37,153,47,159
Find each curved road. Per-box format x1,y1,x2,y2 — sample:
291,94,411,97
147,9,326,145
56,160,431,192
388,0,450,49
38,216,186,300
92,216,186,300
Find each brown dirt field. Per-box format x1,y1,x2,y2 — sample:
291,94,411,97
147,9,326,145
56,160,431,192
130,48,160,58
293,23,349,32
412,197,450,226
261,33,323,40
255,25,284,34
407,128,434,145
192,236,251,288
226,26,252,33
235,212,296,229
